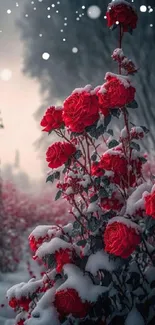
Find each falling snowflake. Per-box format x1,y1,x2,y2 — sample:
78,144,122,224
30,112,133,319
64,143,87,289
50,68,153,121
87,5,101,19
72,47,78,54
140,5,147,12
42,52,50,60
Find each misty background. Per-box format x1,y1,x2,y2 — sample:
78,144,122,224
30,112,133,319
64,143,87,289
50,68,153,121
0,0,155,191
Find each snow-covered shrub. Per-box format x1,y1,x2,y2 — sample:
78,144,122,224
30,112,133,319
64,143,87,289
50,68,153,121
7,1,155,324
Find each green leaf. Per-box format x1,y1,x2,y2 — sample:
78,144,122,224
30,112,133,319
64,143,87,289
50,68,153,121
46,174,55,183
95,125,105,139
111,108,120,118
108,139,119,149
140,126,149,134
54,171,60,180
94,177,101,186
90,194,98,203
77,239,87,246
46,254,55,268
55,190,62,201
88,217,101,232
99,188,109,198
74,150,82,159
127,100,138,109
48,129,53,135
107,129,114,136
101,176,110,186
91,153,97,162
110,24,118,31
139,156,147,164
63,158,71,173
73,221,81,230
104,114,111,128
130,141,140,151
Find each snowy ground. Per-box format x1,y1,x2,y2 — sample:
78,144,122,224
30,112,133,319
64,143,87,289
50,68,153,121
0,233,41,325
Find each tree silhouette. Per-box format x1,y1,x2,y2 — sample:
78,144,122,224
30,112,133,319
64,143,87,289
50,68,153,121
17,0,155,155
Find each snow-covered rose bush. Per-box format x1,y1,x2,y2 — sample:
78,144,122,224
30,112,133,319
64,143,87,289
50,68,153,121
7,1,155,324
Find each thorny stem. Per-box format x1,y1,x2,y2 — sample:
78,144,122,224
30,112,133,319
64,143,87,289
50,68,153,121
56,129,89,174
118,23,132,189
80,192,88,207
71,211,87,238
78,137,87,167
72,198,88,223
85,132,92,173
118,24,123,74
45,272,54,288
57,224,73,244
86,133,101,158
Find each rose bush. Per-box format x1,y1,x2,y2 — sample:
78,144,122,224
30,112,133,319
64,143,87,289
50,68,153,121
7,1,155,325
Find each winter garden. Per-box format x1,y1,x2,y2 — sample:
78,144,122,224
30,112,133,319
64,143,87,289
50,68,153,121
1,0,155,324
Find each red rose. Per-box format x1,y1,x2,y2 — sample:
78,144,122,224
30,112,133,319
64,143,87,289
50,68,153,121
130,127,144,140
63,89,99,132
100,152,127,176
55,248,76,273
101,193,123,212
40,106,63,132
106,3,138,32
29,235,48,252
54,288,91,318
46,142,76,169
19,297,31,311
17,320,25,325
91,162,105,177
97,74,135,112
9,297,18,309
145,192,155,219
104,219,141,258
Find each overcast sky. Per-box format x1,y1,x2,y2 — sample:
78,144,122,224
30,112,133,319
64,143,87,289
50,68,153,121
0,0,43,179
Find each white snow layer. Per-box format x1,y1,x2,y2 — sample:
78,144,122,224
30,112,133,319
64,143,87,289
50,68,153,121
125,182,152,215
108,217,142,234
57,264,109,303
35,237,72,258
85,250,118,275
108,0,133,11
